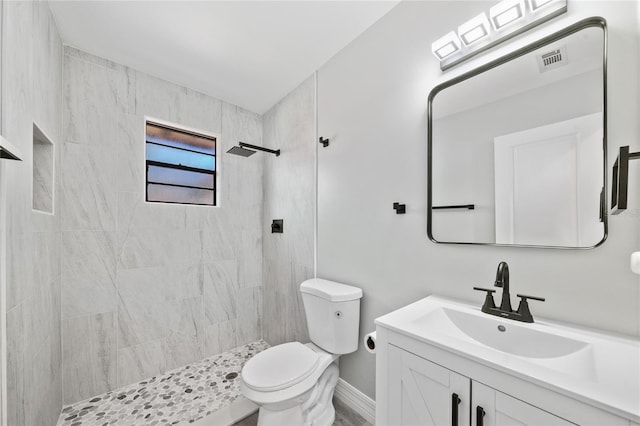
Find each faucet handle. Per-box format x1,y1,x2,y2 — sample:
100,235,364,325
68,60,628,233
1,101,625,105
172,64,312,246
516,294,545,302
516,294,545,323
473,286,496,294
473,287,496,312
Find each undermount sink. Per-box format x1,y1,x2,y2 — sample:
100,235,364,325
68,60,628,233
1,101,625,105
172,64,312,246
416,305,590,359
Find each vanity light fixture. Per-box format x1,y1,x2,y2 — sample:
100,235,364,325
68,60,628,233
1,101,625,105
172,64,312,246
528,0,559,11
432,0,567,71
490,0,526,30
458,13,491,46
431,31,462,60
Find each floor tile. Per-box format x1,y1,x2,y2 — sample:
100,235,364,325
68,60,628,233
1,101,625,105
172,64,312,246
57,340,269,426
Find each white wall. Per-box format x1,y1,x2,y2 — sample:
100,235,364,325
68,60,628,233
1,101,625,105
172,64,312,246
317,1,640,399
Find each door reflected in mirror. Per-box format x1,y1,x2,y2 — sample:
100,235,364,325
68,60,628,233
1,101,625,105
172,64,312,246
428,18,607,248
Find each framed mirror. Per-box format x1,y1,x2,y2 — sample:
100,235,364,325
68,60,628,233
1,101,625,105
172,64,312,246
427,17,607,249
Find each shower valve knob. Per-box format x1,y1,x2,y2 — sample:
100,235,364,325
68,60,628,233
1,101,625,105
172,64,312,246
271,219,283,233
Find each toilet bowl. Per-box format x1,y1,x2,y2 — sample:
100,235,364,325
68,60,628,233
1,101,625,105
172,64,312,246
240,342,339,425
240,279,363,426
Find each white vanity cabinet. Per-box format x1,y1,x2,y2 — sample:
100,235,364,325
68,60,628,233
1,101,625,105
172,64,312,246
375,296,639,426
387,344,572,426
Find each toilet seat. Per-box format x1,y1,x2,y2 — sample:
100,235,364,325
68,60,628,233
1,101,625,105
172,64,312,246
240,343,339,406
242,342,320,392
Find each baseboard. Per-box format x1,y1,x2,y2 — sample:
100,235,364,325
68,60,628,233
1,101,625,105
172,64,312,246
334,378,376,424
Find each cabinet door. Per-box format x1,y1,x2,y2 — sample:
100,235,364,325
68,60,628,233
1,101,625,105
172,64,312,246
472,382,576,426
388,345,471,426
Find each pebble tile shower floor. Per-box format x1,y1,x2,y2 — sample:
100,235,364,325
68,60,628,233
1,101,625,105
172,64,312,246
57,340,270,426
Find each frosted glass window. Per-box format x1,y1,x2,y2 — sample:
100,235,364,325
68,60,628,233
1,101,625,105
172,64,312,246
145,121,216,206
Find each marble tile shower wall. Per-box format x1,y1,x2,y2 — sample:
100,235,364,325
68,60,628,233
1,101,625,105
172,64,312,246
61,47,264,405
262,75,316,345
2,1,64,425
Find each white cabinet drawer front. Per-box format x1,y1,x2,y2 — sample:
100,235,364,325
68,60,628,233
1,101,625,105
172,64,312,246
473,381,575,426
388,345,470,426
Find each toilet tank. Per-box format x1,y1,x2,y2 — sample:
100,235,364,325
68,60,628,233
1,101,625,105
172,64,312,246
300,278,363,354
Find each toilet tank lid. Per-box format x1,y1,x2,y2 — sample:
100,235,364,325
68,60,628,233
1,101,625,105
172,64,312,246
300,278,363,302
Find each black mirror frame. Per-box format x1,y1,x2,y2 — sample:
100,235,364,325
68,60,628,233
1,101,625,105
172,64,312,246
427,17,608,250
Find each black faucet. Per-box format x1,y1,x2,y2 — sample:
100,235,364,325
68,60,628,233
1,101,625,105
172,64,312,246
473,261,545,323
494,261,512,312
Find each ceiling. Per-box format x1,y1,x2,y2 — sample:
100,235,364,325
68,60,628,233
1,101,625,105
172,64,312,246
49,1,400,114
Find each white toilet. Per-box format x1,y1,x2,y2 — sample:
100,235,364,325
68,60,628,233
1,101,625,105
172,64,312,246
240,278,363,426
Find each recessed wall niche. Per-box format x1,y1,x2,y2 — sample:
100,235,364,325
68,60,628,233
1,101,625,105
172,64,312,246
32,123,55,214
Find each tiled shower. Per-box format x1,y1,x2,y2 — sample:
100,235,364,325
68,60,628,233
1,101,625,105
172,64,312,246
60,46,266,404
1,2,315,424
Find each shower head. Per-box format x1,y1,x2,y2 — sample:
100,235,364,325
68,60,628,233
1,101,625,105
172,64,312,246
227,145,257,157
226,142,280,157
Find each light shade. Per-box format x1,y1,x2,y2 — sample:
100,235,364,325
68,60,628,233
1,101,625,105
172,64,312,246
458,13,491,46
432,0,567,70
490,0,526,30
528,0,558,11
431,31,462,60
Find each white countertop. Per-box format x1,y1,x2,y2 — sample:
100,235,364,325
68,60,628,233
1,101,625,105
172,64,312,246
375,295,640,423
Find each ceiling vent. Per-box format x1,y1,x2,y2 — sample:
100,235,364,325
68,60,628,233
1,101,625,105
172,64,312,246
537,46,568,73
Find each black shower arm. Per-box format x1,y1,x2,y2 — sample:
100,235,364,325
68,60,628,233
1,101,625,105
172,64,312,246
239,142,280,157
